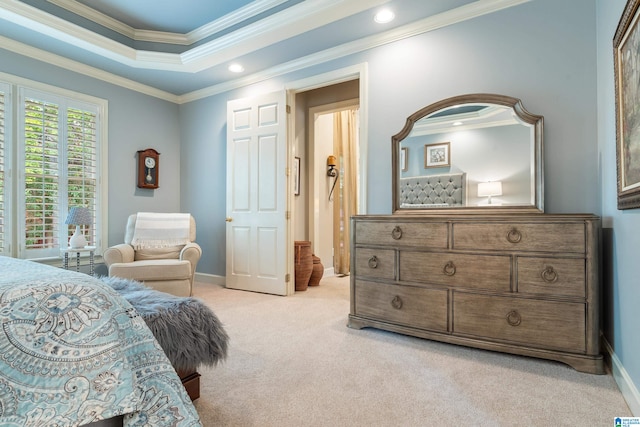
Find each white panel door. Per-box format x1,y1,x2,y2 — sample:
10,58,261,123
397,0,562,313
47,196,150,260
226,91,291,295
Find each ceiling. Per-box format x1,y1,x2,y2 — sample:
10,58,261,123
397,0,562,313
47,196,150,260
0,0,528,101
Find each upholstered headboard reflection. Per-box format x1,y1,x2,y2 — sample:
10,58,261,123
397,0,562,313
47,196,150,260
400,173,466,207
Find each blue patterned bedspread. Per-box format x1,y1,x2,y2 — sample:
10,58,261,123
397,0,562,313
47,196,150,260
0,256,202,426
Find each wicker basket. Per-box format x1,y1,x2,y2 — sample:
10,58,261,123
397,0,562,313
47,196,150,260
294,241,313,291
308,255,324,286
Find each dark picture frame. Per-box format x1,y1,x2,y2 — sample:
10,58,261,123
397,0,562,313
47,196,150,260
424,142,450,168
614,0,640,209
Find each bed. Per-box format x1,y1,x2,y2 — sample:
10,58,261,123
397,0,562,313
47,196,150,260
0,256,202,426
399,172,466,207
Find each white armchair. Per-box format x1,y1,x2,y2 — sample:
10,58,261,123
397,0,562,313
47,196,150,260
104,213,201,297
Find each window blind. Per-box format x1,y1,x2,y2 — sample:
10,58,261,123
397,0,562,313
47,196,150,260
0,89,5,253
23,96,61,252
66,107,97,246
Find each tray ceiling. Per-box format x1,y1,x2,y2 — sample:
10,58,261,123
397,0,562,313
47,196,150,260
0,0,529,100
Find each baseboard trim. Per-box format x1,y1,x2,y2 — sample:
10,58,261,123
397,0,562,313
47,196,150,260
194,271,341,286
194,272,225,286
604,338,640,416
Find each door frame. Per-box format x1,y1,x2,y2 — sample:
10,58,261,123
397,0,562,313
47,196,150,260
308,99,359,269
285,63,369,275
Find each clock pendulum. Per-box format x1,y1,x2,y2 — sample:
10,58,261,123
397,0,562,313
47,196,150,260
145,156,156,182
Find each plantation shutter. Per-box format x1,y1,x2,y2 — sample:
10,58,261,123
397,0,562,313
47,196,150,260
18,88,101,259
23,96,61,256
66,107,97,246
0,85,7,254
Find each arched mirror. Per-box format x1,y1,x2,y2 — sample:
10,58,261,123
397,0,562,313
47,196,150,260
392,93,543,214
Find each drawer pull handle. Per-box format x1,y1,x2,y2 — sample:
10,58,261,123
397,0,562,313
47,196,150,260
541,266,558,283
368,256,379,269
391,226,403,240
506,310,522,326
506,228,522,243
443,261,457,276
391,295,403,310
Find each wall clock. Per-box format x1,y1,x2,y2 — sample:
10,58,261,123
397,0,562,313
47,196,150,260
137,148,160,189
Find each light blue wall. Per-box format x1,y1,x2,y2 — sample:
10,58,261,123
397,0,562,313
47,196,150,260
597,0,640,415
0,49,182,248
181,0,599,274
178,93,229,276
364,0,598,215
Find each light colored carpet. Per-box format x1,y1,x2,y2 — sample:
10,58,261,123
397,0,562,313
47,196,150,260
191,276,631,426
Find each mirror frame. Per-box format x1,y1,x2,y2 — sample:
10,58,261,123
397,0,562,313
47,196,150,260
392,93,544,214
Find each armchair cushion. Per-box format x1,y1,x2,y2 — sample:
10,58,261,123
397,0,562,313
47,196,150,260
134,246,183,261
109,259,191,282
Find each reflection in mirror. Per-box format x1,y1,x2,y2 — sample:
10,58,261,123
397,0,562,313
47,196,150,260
392,94,543,213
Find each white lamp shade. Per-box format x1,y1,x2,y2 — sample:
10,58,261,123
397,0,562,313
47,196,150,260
477,181,503,197
65,206,92,225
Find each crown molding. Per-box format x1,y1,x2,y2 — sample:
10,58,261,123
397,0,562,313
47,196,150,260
178,0,389,71
184,0,289,44
46,0,289,45
2,0,389,72
131,29,190,45
0,1,142,63
46,0,138,40
0,35,179,103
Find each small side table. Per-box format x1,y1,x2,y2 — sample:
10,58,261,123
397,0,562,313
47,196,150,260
61,246,96,275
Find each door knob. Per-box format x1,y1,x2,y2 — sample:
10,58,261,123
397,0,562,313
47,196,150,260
226,217,233,222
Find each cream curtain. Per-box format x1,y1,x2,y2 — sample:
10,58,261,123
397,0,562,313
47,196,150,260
332,108,358,275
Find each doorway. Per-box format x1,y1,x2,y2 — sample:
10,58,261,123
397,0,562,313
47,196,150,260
292,79,360,278
223,65,367,295
311,104,359,277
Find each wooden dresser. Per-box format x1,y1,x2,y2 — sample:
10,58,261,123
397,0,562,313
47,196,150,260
348,214,603,374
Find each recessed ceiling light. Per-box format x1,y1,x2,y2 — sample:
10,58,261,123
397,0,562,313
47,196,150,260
228,63,244,73
374,9,395,24
453,121,463,126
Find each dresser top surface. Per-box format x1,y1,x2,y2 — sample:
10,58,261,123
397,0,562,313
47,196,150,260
353,213,600,222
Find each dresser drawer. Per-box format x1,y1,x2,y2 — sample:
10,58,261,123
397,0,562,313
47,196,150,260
517,257,586,298
399,251,511,292
355,221,448,248
453,293,585,353
354,248,395,280
452,222,585,253
354,280,448,332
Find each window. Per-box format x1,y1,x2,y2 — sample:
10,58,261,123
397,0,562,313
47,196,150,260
0,74,106,260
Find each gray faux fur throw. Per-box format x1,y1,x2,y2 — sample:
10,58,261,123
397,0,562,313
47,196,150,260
100,276,229,372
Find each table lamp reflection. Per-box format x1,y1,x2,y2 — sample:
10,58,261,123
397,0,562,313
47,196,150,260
477,181,503,205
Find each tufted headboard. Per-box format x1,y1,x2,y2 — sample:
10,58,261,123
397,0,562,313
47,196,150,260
400,173,466,207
